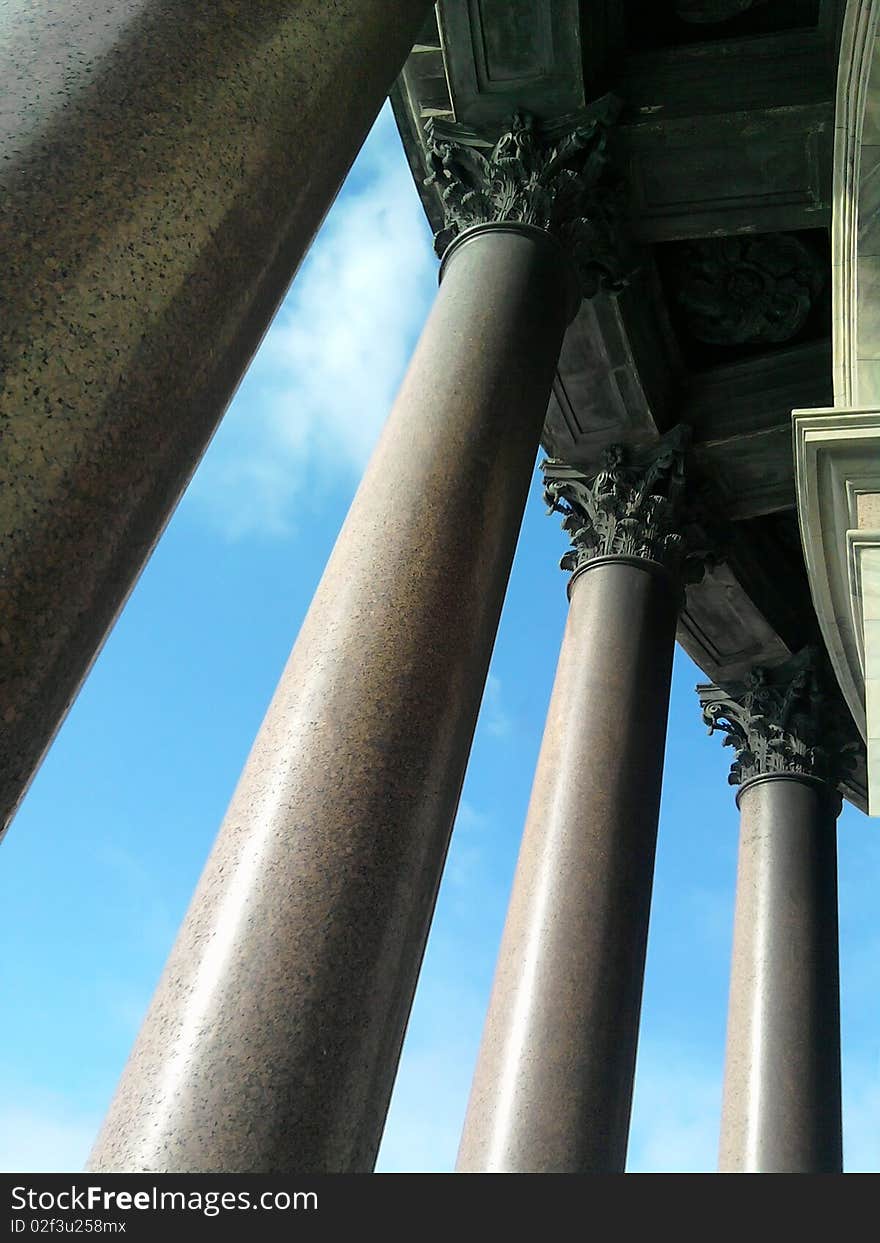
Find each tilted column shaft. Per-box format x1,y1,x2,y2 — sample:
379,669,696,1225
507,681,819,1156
457,559,678,1172
700,650,855,1173
0,0,431,838
88,222,576,1174
720,775,841,1173
458,431,693,1173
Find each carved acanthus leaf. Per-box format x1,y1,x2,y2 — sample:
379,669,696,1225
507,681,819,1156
698,648,861,788
542,426,703,580
424,98,630,297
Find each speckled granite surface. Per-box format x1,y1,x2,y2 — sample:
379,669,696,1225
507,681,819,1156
88,228,572,1172
0,0,429,838
458,561,678,1172
720,777,841,1172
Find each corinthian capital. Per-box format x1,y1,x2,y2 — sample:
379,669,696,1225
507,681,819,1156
542,427,703,582
424,96,628,297
698,648,860,789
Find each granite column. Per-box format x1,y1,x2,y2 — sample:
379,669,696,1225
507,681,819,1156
0,0,431,838
699,651,853,1173
457,432,693,1173
87,111,627,1173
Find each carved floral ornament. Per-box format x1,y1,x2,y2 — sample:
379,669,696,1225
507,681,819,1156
698,647,861,788
670,233,825,347
424,96,632,298
541,426,714,583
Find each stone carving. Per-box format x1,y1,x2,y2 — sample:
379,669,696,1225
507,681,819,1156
698,647,860,787
675,0,768,22
670,233,825,346
424,97,629,296
542,426,706,580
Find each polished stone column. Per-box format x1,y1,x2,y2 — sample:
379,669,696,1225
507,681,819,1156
699,650,856,1173
0,0,431,840
88,105,629,1173
457,431,694,1173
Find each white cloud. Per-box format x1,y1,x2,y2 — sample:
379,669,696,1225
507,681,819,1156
377,980,486,1174
0,1100,96,1173
843,1056,880,1172
380,1033,724,1174
446,799,491,893
481,673,513,739
376,1043,473,1174
628,1045,720,1173
9,1049,873,1175
189,104,437,539
629,1046,880,1173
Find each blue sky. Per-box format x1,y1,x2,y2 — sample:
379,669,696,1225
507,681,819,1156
3,104,880,1174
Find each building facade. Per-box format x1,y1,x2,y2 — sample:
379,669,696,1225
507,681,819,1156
2,0,878,1173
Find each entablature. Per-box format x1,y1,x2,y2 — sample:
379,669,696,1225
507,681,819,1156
392,0,866,808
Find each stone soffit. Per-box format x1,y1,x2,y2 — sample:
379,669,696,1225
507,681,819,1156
393,3,840,494
393,2,869,810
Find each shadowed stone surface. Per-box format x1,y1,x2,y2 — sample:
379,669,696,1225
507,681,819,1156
719,775,842,1173
87,225,574,1173
394,4,867,828
701,655,845,1170
456,557,679,1172
0,0,431,840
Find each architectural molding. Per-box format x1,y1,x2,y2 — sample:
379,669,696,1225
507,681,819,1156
436,0,586,128
424,98,630,296
542,426,708,581
791,404,880,739
675,0,767,20
790,1,880,816
698,647,861,788
391,0,870,820
831,0,880,407
669,233,825,347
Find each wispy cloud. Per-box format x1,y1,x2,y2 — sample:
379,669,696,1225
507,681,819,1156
376,1042,473,1174
843,1056,880,1172
377,981,486,1174
0,1099,96,1173
630,1045,880,1173
628,1045,721,1173
481,673,513,739
446,800,491,893
188,104,437,539
381,1035,723,1174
